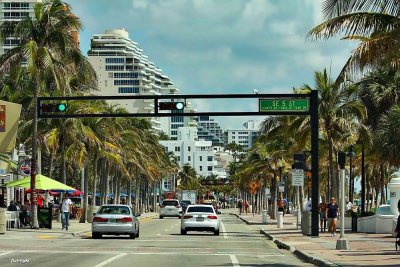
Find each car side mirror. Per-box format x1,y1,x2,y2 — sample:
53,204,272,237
136,213,141,217
179,210,183,214
217,211,221,214
92,213,96,216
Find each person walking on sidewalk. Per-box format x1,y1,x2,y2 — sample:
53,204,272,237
326,197,339,236
319,197,327,232
395,199,400,247
244,201,249,214
61,194,73,231
238,200,243,215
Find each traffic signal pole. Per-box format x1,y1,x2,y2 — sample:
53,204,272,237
37,92,320,236
310,90,319,237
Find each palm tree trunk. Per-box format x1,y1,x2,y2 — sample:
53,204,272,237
49,150,54,179
116,173,121,205
80,167,88,223
380,163,384,205
93,158,97,206
128,179,132,207
271,173,277,220
328,137,338,199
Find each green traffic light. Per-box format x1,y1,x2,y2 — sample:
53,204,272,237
58,103,66,112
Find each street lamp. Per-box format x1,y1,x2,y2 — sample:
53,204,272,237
347,145,356,203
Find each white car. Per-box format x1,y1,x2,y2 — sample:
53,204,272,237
181,204,220,235
91,204,140,239
159,199,182,219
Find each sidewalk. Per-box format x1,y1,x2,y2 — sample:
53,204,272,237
229,209,400,266
3,211,159,237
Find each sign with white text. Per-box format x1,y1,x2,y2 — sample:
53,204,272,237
292,169,304,186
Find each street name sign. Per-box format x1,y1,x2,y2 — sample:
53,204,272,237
291,169,304,186
259,99,309,112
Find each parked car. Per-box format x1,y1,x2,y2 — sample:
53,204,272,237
91,204,140,239
181,204,220,235
180,200,192,212
159,199,182,219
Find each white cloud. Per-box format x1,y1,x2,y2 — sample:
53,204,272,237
132,0,148,9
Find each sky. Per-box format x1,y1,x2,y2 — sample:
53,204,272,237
66,0,356,130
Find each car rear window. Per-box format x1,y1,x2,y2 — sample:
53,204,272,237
162,200,178,206
187,206,214,213
97,206,131,215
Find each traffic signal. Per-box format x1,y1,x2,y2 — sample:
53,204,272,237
40,103,67,113
293,153,305,169
159,101,184,110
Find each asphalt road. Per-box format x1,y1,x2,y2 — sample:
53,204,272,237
0,213,312,267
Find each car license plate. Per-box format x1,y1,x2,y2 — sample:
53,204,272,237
109,219,116,223
196,217,204,222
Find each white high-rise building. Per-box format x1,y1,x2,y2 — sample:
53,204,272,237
88,28,196,133
226,120,261,150
0,0,42,55
160,127,215,177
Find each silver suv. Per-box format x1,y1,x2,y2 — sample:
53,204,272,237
159,199,182,219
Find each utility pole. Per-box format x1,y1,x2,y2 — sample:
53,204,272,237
336,151,349,250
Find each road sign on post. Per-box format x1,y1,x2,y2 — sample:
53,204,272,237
278,182,285,192
291,169,304,186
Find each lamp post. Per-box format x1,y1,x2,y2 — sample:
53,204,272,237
347,145,356,203
336,151,349,250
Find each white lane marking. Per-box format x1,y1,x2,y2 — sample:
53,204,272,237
220,222,228,239
6,250,283,256
0,251,14,257
94,253,127,267
230,255,240,267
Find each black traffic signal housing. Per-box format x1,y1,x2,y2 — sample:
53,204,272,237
40,103,67,113
293,153,305,169
338,151,346,169
159,101,184,111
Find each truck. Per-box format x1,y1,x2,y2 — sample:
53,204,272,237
178,190,197,205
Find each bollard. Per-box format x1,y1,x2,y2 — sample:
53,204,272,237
277,211,283,228
0,208,6,234
262,210,268,223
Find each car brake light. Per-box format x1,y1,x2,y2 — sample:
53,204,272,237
160,205,165,208
207,215,218,219
117,217,133,223
93,217,108,222
183,215,193,219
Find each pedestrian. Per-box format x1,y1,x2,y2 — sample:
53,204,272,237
277,197,285,215
244,201,249,214
394,199,400,247
61,194,73,231
237,200,243,215
326,197,339,236
319,197,327,232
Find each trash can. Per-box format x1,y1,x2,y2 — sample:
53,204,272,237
301,210,311,235
262,210,268,223
351,211,357,232
87,205,100,223
38,204,52,229
0,208,6,234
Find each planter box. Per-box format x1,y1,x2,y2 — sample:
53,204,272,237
336,217,352,229
357,214,396,234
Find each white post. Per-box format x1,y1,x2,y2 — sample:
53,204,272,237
336,167,349,250
277,211,283,228
296,186,301,229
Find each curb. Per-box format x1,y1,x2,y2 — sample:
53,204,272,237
231,213,339,267
229,213,269,225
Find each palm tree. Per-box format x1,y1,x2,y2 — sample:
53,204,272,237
307,0,400,82
0,0,95,228
178,164,197,189
296,69,365,199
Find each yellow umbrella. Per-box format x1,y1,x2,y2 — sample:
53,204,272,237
6,174,76,191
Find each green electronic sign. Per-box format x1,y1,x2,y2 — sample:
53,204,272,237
259,99,309,112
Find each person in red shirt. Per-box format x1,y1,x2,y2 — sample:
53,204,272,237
37,194,44,208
